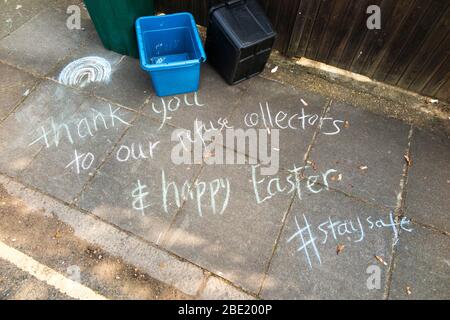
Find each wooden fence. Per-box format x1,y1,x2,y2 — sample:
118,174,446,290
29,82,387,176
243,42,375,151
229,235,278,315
155,0,450,102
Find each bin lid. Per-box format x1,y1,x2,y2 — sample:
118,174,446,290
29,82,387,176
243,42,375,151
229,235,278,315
210,0,276,48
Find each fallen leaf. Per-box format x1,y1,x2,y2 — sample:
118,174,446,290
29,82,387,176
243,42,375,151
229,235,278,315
375,255,388,266
336,244,345,255
404,154,413,167
406,286,412,295
344,120,350,128
307,160,317,171
54,229,62,239
330,173,343,182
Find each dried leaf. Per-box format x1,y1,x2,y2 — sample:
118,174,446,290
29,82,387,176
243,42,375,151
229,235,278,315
336,244,345,255
307,160,317,171
330,173,343,182
54,229,62,239
406,286,412,295
344,120,350,128
404,154,413,167
375,255,388,266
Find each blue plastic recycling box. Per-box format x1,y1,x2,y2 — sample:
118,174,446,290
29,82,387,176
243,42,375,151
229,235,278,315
136,13,206,97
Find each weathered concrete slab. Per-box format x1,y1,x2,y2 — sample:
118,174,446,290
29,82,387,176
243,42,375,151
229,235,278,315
91,57,151,111
161,162,293,294
0,81,87,176
49,41,150,111
0,7,95,76
227,76,330,170
261,190,402,299
0,62,38,120
309,101,410,207
19,95,135,203
141,63,246,130
77,114,201,245
404,130,450,233
389,224,450,300
0,0,82,40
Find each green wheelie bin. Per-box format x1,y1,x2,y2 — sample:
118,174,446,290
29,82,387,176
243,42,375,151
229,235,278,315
83,0,155,58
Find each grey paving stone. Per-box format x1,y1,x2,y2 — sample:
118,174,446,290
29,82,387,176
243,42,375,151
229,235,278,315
19,95,135,203
45,14,150,111
309,101,410,207
261,190,400,299
0,62,38,120
404,130,450,233
0,7,95,76
161,162,293,293
389,224,450,300
0,0,78,40
91,57,152,111
78,114,201,245
0,81,86,176
141,63,247,130
227,76,330,170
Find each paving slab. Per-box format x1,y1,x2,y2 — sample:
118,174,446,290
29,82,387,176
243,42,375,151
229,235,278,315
0,7,95,76
227,76,330,170
389,224,450,300
261,190,402,299
0,0,82,40
77,114,201,245
161,161,293,294
0,81,87,176
404,129,450,233
91,57,152,111
0,62,39,120
49,39,150,111
141,63,247,131
19,94,135,203
309,101,410,207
